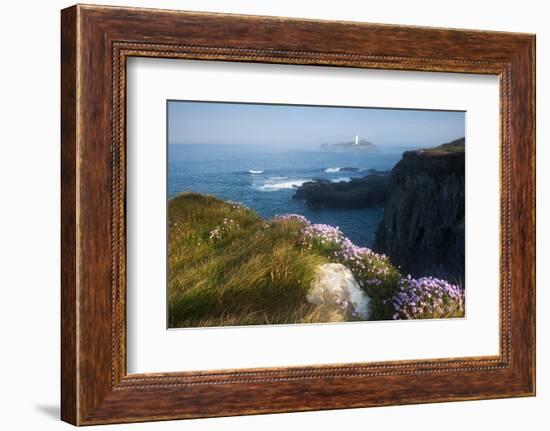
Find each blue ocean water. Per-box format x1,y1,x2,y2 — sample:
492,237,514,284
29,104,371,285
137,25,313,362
168,144,403,247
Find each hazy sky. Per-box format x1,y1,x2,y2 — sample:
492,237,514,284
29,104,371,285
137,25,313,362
168,101,464,149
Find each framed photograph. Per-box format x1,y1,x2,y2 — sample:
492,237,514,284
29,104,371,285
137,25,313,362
61,4,535,425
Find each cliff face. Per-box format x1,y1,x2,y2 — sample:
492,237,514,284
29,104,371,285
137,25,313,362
374,138,465,283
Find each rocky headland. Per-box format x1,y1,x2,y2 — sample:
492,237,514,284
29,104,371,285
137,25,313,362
293,171,389,208
374,137,465,282
294,137,465,282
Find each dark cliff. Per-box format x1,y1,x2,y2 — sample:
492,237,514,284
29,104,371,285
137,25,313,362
374,138,465,283
293,172,389,208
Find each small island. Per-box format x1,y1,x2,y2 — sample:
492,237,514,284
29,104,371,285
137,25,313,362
321,135,379,152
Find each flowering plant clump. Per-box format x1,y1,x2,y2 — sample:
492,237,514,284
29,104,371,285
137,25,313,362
207,218,239,242
226,200,246,211
303,223,346,255
274,213,310,225
392,276,465,320
273,213,463,321
275,214,402,318
335,238,395,285
333,236,401,319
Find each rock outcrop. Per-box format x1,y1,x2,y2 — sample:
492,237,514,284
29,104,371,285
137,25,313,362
307,263,371,320
293,172,389,208
374,138,465,283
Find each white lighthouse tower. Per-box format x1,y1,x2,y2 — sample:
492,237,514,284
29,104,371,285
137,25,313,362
354,134,359,145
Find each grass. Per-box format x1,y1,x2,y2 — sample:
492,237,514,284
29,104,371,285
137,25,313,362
417,137,465,156
168,193,331,328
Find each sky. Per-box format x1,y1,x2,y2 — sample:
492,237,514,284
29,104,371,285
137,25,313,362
168,100,465,150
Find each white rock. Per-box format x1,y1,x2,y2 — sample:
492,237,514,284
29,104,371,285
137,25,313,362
307,263,371,320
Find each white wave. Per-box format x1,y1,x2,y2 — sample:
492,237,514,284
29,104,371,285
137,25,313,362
324,167,341,173
257,179,309,191
248,169,264,174
331,177,351,183
268,176,288,180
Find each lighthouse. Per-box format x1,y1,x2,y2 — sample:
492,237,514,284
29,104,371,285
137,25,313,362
354,134,359,145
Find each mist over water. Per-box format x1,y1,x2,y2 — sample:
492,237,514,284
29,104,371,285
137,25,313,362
168,144,403,246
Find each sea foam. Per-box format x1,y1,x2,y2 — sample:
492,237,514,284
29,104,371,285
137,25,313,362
257,179,309,191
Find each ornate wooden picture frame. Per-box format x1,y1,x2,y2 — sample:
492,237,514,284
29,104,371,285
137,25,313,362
61,4,535,425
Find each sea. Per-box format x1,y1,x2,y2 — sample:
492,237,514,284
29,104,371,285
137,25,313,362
168,144,403,247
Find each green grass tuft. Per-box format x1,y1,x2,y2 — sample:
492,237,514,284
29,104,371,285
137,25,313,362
168,193,329,328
